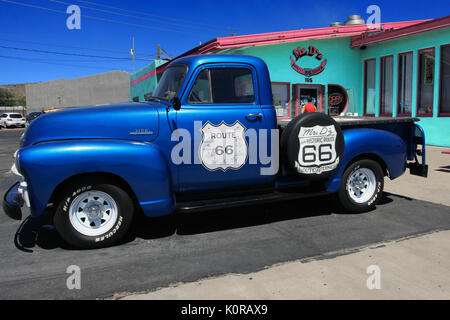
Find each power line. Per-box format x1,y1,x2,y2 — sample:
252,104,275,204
0,54,138,63
49,0,224,32
138,54,157,59
0,0,211,35
160,47,173,59
0,35,129,55
0,44,154,61
0,35,157,59
74,0,231,30
0,54,127,70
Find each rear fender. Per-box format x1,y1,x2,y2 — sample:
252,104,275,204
19,139,175,217
325,128,407,193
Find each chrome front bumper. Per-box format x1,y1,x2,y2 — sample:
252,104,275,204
3,160,30,220
3,182,23,220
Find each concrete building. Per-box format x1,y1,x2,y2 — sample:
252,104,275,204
26,70,130,113
130,15,450,147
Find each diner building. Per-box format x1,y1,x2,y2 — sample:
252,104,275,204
130,15,450,147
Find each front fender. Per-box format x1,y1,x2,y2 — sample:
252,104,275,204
19,139,175,217
325,128,407,193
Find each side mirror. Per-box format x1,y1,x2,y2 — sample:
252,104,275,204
171,97,181,111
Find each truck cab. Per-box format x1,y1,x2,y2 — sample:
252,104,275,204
157,55,277,192
3,54,428,249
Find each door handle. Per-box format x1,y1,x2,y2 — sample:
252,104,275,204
245,113,263,120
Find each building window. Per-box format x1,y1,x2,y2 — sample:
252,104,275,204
271,82,290,118
364,59,376,115
380,55,393,116
439,44,450,116
132,96,139,102
328,84,348,116
417,47,435,116
397,52,413,116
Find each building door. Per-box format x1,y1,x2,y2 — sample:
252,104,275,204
294,84,323,116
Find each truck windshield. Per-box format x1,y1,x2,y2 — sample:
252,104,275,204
152,65,188,101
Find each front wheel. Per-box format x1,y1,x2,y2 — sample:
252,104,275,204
338,159,384,213
54,179,134,249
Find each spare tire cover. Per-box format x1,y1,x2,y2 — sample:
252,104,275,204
282,112,345,180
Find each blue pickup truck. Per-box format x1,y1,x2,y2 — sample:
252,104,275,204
3,54,428,249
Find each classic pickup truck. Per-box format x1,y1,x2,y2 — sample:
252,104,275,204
3,54,428,249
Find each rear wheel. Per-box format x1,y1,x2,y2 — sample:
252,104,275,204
54,179,134,249
338,159,384,213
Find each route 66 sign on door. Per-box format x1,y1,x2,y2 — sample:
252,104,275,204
199,121,248,171
294,125,340,174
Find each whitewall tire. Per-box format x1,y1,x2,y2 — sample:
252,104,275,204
338,159,384,213
54,179,134,249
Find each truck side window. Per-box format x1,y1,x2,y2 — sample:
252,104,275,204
188,68,255,104
188,69,212,103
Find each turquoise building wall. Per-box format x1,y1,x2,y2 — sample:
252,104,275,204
359,27,450,147
224,36,363,116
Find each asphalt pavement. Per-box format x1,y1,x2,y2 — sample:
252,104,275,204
0,128,449,299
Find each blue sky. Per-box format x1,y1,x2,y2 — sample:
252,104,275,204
0,0,448,85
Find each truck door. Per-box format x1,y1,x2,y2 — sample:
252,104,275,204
175,64,276,192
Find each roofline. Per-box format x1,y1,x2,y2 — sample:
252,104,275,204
351,15,450,48
212,20,427,50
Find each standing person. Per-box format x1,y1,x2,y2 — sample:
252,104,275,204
301,96,317,114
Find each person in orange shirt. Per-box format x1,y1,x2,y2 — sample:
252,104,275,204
301,96,317,114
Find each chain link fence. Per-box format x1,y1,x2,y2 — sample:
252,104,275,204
0,106,26,116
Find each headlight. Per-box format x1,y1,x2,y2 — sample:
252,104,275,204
13,150,22,176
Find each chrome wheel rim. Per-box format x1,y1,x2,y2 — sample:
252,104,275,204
347,168,377,204
68,190,118,237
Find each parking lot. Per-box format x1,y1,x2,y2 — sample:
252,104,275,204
0,128,449,299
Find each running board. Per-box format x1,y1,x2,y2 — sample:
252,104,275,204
176,190,329,213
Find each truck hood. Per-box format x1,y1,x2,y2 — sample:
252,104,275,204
22,102,160,146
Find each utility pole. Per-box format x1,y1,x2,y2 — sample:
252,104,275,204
157,44,161,60
130,37,135,73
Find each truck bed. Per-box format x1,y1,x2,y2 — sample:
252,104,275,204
277,116,420,129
